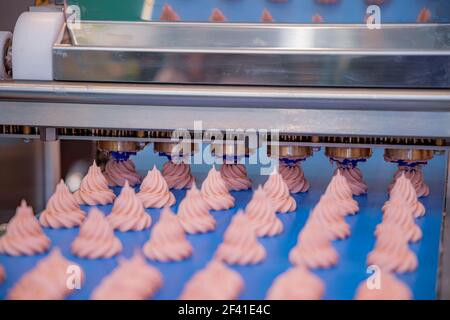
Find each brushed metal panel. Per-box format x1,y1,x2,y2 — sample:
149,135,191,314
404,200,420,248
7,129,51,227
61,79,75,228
52,22,450,88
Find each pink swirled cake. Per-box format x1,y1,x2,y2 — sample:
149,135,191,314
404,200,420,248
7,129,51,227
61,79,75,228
289,220,338,269
355,271,412,300
266,267,325,300
263,170,296,213
0,200,51,256
108,181,152,232
334,165,368,196
143,207,193,262
209,8,227,22
245,186,283,237
323,170,359,215
367,224,418,273
312,13,324,23
279,163,310,194
0,264,5,283
137,166,176,208
308,196,350,240
417,7,431,23
261,9,274,22
91,251,163,300
8,248,83,300
384,173,425,218
201,167,235,211
162,160,195,189
74,161,116,206
215,211,266,265
178,184,216,234
180,260,244,300
103,159,141,187
388,166,429,198
376,201,422,243
40,180,85,229
160,3,180,21
220,164,252,191
71,208,122,259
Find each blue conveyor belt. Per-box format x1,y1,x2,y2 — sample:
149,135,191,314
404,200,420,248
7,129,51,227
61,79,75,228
0,148,447,299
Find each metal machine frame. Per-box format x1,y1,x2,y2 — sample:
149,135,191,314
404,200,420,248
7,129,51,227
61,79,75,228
0,19,449,298
54,22,450,88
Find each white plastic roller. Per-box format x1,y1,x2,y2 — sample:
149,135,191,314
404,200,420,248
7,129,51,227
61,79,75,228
12,11,64,81
0,31,12,79
141,0,155,21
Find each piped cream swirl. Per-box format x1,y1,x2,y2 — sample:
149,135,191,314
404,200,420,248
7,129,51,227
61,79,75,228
74,161,116,206
137,166,176,208
263,170,296,213
355,271,412,300
245,186,283,237
367,224,418,273
180,260,244,300
323,170,359,215
289,220,338,269
384,173,425,218
209,8,227,22
71,208,122,259
388,166,429,198
40,180,85,229
334,165,368,196
162,160,195,189
160,3,180,21
215,211,266,265
103,159,141,187
261,8,274,22
8,248,83,300
308,196,350,240
266,267,325,300
376,202,422,243
220,164,252,191
279,163,310,194
201,167,235,211
143,207,193,262
91,251,163,300
108,181,152,232
178,184,216,234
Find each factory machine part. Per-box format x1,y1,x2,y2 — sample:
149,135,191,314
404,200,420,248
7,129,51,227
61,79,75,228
0,2,449,299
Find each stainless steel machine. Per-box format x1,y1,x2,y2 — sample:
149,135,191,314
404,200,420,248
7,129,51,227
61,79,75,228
0,3,449,299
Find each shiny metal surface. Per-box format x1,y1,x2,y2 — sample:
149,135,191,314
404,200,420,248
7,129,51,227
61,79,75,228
325,147,373,160
384,148,435,162
43,140,61,202
97,140,146,152
53,22,450,88
210,143,254,158
1,81,449,137
68,22,450,50
0,134,448,151
153,141,198,155
267,145,313,159
1,100,450,138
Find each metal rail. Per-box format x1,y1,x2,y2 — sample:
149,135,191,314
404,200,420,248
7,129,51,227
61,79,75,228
1,81,450,137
